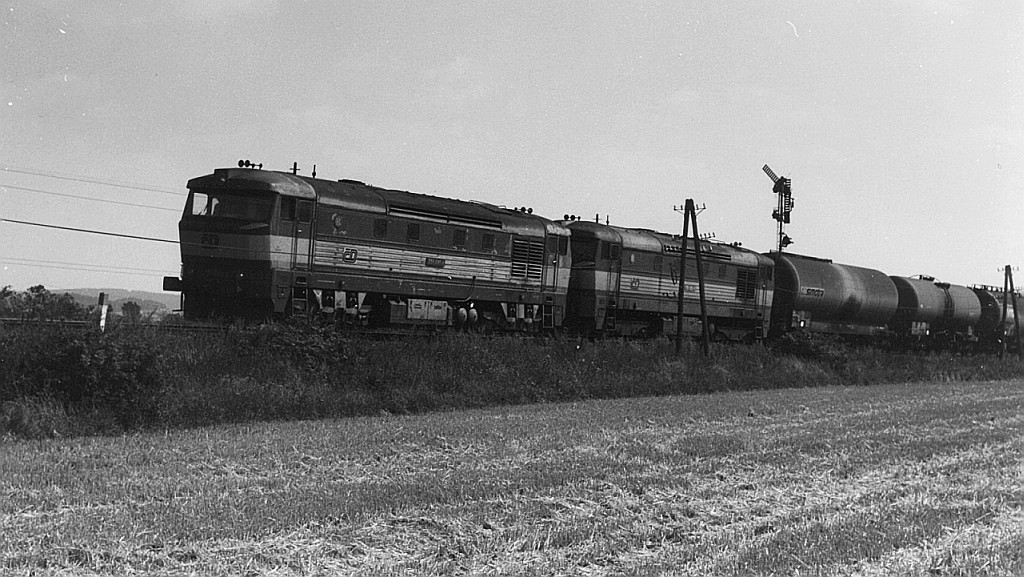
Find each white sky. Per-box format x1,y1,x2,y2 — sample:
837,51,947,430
2,1,1021,292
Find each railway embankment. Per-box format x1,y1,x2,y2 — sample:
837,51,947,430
2,322,1023,439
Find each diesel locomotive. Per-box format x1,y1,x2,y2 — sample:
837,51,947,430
164,164,570,332
164,163,1020,349
564,220,773,341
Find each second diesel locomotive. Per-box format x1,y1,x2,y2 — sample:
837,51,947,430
564,220,774,341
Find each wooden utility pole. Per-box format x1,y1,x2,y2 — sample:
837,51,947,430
675,199,711,356
1001,265,1021,358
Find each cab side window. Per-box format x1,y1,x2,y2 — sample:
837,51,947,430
482,234,496,253
453,229,467,249
282,198,297,221
297,201,313,224
407,223,421,242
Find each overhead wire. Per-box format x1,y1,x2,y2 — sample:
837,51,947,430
2,257,178,278
1,166,315,279
2,183,182,212
1,218,302,259
1,165,185,196
1,218,179,244
0,166,186,282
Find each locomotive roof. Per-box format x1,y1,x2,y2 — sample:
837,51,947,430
191,169,563,236
188,169,317,199
564,220,622,242
568,221,773,267
316,179,559,236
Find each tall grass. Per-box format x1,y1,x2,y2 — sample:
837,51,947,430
2,322,1023,438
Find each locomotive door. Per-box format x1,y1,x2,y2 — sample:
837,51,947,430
286,199,314,271
602,240,622,331
754,264,772,339
543,234,560,291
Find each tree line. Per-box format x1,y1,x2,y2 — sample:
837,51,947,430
1,285,142,322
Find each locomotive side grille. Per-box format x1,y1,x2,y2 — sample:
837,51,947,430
512,239,545,281
735,268,758,300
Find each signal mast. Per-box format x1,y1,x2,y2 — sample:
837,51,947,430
762,165,794,253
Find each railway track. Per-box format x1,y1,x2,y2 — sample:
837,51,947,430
0,317,543,340
0,317,225,333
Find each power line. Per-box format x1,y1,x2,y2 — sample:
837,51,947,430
2,183,182,212
1,165,185,196
1,217,313,260
2,257,178,277
1,218,179,244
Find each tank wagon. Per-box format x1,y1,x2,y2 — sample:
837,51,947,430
769,253,898,337
565,220,774,341
769,252,1019,351
889,276,982,347
164,165,571,331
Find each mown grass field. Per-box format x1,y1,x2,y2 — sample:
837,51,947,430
2,379,1021,576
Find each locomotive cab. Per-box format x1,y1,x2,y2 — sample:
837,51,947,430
167,168,317,320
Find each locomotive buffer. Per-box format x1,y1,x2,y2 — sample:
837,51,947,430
763,164,794,253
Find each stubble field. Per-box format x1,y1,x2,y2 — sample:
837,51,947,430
2,379,1022,576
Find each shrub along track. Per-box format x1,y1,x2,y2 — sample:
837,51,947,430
1,380,1022,575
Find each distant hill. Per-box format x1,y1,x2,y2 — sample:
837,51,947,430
62,289,181,314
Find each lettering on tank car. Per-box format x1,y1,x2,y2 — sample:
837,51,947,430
804,287,825,298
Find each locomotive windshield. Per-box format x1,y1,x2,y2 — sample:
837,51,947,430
188,191,275,222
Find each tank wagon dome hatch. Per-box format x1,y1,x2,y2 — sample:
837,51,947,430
187,169,317,199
